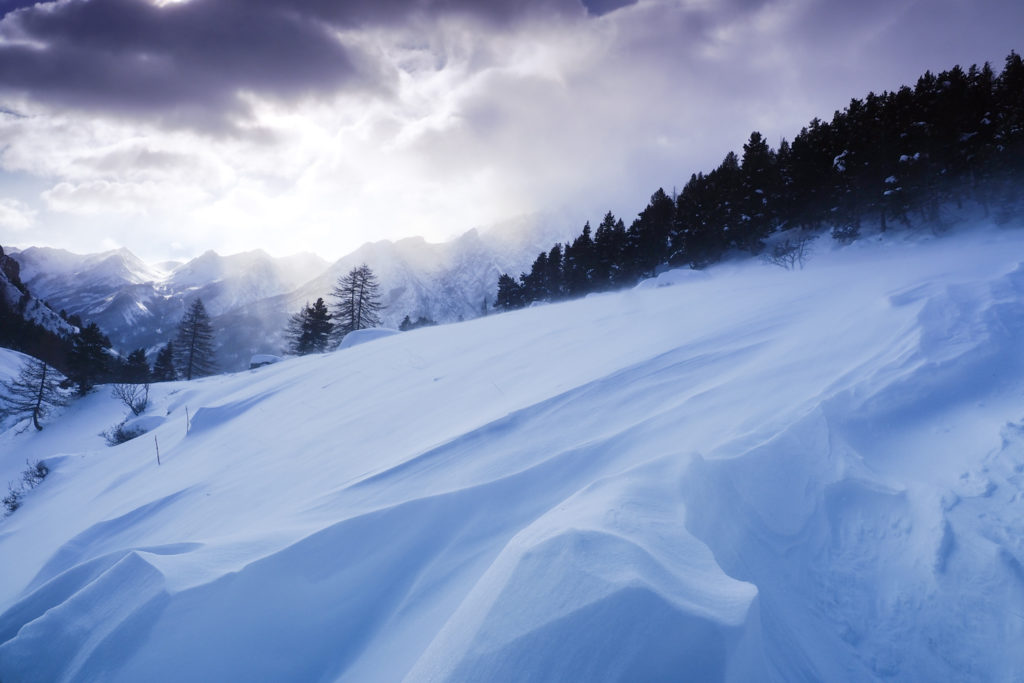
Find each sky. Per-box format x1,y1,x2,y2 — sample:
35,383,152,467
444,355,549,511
0,0,1021,262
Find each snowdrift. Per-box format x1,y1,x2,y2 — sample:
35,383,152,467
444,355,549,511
2,226,1024,681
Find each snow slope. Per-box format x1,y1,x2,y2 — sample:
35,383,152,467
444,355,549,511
2,226,1024,681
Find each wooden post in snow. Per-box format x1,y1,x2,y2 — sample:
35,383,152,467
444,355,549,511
155,435,161,466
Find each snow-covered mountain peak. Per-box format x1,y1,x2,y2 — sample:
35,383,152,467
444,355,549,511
168,249,226,287
10,214,582,370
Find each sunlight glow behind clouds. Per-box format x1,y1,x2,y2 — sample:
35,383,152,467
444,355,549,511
0,197,33,232
0,0,1021,260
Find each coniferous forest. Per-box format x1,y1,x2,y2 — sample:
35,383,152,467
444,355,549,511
495,52,1024,309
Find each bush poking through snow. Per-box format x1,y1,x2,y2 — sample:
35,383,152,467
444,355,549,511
21,460,48,489
764,234,815,270
2,484,23,515
111,382,149,416
831,223,861,245
103,419,149,446
2,460,48,517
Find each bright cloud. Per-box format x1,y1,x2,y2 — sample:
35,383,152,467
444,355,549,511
0,197,34,232
0,0,1021,260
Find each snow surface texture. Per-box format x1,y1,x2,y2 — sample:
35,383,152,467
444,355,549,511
337,328,400,350
2,226,1024,681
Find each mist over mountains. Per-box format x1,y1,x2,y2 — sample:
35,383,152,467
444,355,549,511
8,214,572,370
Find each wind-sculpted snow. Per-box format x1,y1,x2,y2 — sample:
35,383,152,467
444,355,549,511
2,226,1024,681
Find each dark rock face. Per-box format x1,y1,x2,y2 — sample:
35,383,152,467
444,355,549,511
0,245,26,295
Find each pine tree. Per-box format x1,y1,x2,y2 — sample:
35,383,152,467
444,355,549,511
305,297,333,352
152,342,177,381
629,190,674,279
67,322,111,395
520,251,549,304
737,131,777,252
330,264,383,343
545,244,565,300
174,299,216,380
286,298,333,355
122,348,150,382
495,273,524,310
593,211,620,288
564,222,594,297
0,358,68,431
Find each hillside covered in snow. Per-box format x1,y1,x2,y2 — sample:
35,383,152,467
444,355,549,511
2,225,1024,681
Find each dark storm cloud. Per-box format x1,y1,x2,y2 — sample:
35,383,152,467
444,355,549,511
0,0,38,19
580,0,636,16
0,0,587,131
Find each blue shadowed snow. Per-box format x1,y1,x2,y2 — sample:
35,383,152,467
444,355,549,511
2,225,1024,681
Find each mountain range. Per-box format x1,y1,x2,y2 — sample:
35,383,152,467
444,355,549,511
7,214,574,370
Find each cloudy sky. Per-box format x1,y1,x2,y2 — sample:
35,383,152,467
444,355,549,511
0,0,1021,262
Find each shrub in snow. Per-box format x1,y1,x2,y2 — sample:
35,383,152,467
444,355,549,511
763,233,815,270
103,419,149,446
21,460,48,489
2,483,23,515
2,460,48,517
111,382,149,416
831,223,860,245
249,354,282,369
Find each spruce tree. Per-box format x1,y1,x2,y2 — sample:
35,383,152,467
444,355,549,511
0,358,68,431
738,132,778,251
174,299,216,380
630,191,674,278
67,322,111,395
495,273,524,310
305,297,333,352
593,212,620,288
330,264,383,343
152,342,177,381
286,298,333,355
564,222,594,297
122,348,150,382
545,244,565,300
520,251,549,304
